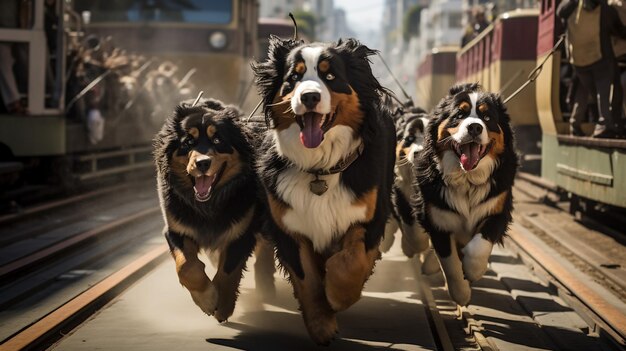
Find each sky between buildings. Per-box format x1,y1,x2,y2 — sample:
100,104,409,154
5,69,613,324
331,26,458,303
333,0,384,38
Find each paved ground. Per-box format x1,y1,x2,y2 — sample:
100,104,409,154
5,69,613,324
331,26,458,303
51,241,438,351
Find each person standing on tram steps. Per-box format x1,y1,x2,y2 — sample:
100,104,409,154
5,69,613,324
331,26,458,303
558,0,626,138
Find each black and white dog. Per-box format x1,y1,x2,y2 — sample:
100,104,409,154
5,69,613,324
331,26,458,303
414,83,518,306
253,36,395,344
381,109,430,257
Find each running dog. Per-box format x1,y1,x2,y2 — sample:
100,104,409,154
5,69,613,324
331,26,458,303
154,98,272,322
381,108,431,258
414,83,518,306
253,36,395,344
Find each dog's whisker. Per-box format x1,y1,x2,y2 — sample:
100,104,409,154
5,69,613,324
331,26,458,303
267,100,291,107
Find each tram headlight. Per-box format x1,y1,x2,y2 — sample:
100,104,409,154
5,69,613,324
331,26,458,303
209,31,228,50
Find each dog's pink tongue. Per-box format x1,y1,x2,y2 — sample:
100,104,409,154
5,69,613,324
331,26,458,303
460,143,481,171
194,175,215,196
299,113,323,148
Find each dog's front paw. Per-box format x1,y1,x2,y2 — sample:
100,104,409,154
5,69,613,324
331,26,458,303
461,234,493,282
305,312,339,346
401,223,430,255
189,285,218,316
421,249,441,275
447,279,471,306
462,255,489,282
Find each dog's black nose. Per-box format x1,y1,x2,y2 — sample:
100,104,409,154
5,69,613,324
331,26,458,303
196,158,211,173
301,92,321,110
467,123,483,137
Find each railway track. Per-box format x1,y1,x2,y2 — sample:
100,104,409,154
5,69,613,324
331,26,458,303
510,174,626,349
0,184,164,350
0,183,137,226
1,177,623,350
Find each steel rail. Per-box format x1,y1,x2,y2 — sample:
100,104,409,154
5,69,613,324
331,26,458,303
0,244,168,351
0,184,132,226
508,223,626,347
0,207,160,283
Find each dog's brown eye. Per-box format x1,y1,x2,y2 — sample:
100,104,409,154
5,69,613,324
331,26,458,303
291,74,299,81
484,116,490,121
213,137,220,144
326,73,335,81
459,101,471,112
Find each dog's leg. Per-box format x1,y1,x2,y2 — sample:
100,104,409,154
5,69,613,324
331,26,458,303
212,229,256,322
400,221,429,257
325,225,380,312
380,216,398,253
278,236,337,345
254,235,276,299
165,230,218,315
461,233,493,282
462,208,510,282
420,245,441,275
431,231,471,306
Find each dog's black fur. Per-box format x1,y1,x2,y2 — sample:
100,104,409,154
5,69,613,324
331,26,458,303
253,36,395,344
413,83,518,306
154,98,271,322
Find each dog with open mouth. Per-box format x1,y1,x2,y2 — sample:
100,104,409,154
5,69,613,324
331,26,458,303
253,36,395,345
413,83,518,306
153,98,274,322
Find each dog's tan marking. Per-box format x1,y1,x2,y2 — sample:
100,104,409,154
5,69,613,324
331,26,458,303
488,127,505,157
188,127,199,139
437,119,450,141
216,149,242,185
286,238,338,345
165,211,197,237
352,187,378,222
186,150,206,176
271,92,297,131
212,245,247,322
171,236,217,314
318,60,330,73
325,225,380,311
207,125,217,138
488,190,509,216
459,101,471,113
331,88,363,134
295,61,306,75
478,103,488,113
396,143,412,160
172,149,193,188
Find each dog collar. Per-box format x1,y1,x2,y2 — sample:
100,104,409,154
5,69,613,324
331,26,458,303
306,143,365,196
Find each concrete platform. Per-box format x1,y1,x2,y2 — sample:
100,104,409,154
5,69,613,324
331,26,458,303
51,242,438,351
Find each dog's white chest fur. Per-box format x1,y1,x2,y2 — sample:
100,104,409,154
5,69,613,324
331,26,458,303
430,151,498,244
277,168,367,252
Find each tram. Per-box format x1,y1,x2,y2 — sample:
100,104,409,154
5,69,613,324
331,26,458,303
415,46,457,111
536,0,626,210
0,0,259,202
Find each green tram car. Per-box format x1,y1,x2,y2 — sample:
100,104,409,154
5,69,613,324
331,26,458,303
536,0,626,210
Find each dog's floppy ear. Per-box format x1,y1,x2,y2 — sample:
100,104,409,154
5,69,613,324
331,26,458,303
252,35,303,123
334,38,384,103
448,82,481,96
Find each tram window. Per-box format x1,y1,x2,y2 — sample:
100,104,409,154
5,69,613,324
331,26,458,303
75,0,233,24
